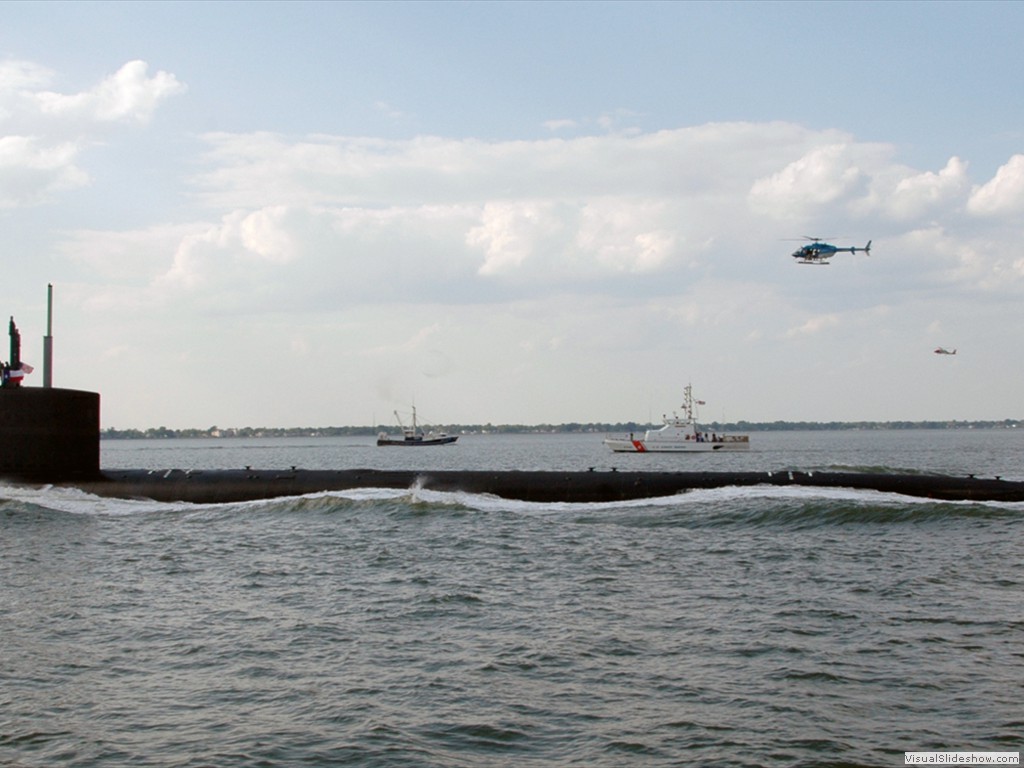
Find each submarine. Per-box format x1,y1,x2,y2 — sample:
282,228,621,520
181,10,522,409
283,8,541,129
68,466,1024,504
3,290,1024,505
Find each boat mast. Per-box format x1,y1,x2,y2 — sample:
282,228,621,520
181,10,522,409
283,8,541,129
682,383,703,428
682,383,694,423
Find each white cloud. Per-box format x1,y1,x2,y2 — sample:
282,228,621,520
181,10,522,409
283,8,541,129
0,135,86,207
159,211,262,291
182,124,842,301
373,101,406,120
238,206,300,264
749,143,879,217
871,156,971,220
61,124,1024,326
785,314,840,337
0,59,184,207
575,199,677,273
968,154,1024,216
61,222,202,280
543,118,578,132
194,123,826,210
34,60,185,124
468,200,574,276
0,59,52,92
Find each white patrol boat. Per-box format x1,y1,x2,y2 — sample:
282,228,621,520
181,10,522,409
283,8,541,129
604,384,750,453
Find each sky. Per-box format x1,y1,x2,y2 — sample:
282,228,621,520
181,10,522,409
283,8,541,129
2,0,1024,429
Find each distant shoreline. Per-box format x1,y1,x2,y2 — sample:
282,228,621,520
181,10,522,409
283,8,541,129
101,419,1022,439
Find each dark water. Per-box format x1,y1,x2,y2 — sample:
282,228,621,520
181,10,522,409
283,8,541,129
2,432,1022,767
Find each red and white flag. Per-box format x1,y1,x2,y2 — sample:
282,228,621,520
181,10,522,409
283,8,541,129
9,363,33,380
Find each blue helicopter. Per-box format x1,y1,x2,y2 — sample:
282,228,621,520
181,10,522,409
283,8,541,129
791,236,872,265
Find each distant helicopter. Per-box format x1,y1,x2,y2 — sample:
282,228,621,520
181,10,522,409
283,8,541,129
790,237,872,265
934,347,957,355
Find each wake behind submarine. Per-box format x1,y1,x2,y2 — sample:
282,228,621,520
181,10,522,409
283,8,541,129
2,293,1023,504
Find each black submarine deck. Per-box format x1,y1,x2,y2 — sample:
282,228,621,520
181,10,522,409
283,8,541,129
67,467,1024,504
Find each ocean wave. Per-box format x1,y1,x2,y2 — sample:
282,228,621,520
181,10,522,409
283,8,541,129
5,480,1022,530
0,482,192,517
577,485,1024,529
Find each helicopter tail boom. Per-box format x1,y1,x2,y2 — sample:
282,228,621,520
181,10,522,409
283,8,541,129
842,240,872,255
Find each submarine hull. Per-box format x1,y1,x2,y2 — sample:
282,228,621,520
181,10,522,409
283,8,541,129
67,467,1024,504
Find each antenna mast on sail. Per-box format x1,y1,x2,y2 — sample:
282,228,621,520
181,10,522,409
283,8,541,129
43,283,53,388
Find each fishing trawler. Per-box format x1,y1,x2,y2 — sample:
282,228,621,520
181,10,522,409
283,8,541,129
377,406,458,446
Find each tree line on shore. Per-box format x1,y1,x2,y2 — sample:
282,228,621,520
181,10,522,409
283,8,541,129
101,419,1022,440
